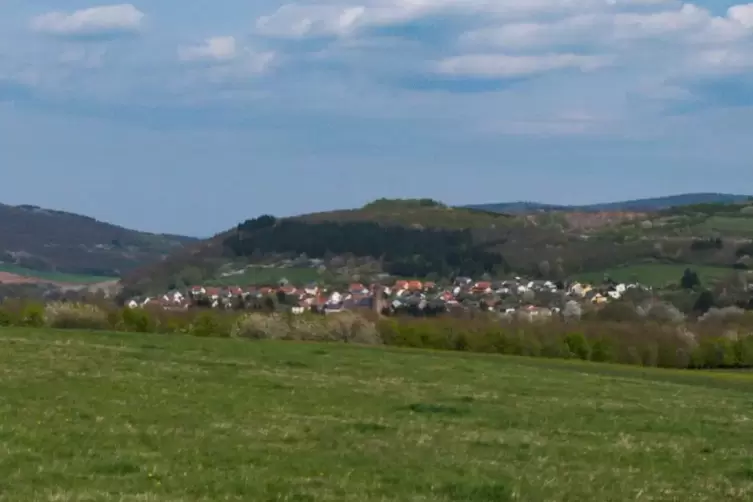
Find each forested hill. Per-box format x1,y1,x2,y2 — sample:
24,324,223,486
120,196,753,297
0,202,197,277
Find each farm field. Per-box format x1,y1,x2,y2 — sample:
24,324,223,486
206,265,322,286
1,328,753,501
697,216,753,237
573,263,736,287
0,263,117,285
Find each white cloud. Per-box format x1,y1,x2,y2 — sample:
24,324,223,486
692,47,753,75
461,3,753,49
728,4,753,28
436,53,612,77
31,4,144,38
6,0,753,142
179,37,239,62
255,0,679,38
177,36,276,85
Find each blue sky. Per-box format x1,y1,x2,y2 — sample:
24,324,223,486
2,0,753,236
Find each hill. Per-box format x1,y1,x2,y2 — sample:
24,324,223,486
0,202,197,279
121,197,753,295
2,327,753,500
467,192,753,214
120,199,523,294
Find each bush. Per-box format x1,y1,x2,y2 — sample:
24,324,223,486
0,306,13,327
20,303,45,327
232,313,290,340
564,332,591,360
44,302,110,330
191,311,231,338
325,312,381,345
691,336,738,368
120,308,155,333
590,338,614,363
734,335,753,367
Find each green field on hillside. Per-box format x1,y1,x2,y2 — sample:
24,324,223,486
0,264,117,284
574,263,736,287
696,216,753,237
1,329,753,501
206,266,322,286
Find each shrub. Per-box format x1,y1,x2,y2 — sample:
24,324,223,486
120,308,155,333
191,311,231,338
734,335,753,367
691,337,738,368
564,332,591,360
289,315,330,342
20,303,45,328
0,306,13,327
699,306,745,323
590,338,615,363
232,313,290,340
325,312,382,345
44,302,110,330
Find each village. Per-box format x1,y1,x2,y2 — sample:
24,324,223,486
126,276,652,319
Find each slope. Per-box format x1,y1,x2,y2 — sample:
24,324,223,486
0,202,197,278
2,327,753,501
121,197,753,296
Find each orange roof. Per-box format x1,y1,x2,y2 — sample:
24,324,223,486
407,280,422,290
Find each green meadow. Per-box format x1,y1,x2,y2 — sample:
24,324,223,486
1,328,753,501
573,263,735,287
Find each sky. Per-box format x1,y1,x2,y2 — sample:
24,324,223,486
2,1,753,237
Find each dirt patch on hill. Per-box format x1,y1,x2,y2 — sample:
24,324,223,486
0,272,121,293
0,272,46,285
565,211,648,230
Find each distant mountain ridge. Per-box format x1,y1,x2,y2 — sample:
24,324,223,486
465,193,753,214
0,202,198,279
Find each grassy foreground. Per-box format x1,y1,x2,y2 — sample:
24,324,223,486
1,329,753,501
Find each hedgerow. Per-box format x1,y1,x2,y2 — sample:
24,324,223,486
3,300,753,369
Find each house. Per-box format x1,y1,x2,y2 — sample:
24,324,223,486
473,281,492,294
406,280,423,291
349,283,368,294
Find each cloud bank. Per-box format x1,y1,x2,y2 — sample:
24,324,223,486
1,0,751,138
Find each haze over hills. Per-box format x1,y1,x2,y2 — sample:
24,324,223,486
0,202,198,283
465,193,753,214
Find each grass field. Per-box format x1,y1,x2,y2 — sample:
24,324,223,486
697,216,753,237
207,266,322,286
574,263,736,287
2,329,753,501
0,264,117,284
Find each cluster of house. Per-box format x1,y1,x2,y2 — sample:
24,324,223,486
127,276,650,318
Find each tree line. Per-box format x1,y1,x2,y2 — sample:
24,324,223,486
226,216,508,279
